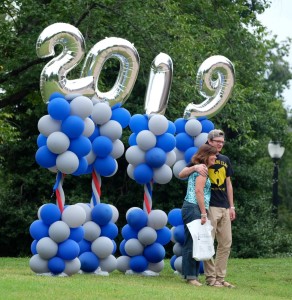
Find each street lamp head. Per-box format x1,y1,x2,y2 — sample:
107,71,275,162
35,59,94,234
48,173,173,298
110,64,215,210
268,141,285,160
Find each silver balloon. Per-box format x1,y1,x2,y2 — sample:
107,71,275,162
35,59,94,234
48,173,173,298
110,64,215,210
36,23,94,103
144,53,173,115
183,55,235,119
81,37,140,107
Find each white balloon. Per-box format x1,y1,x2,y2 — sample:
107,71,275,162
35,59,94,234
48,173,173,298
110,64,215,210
127,164,135,180
36,237,58,259
56,151,79,174
138,226,157,246
111,139,124,159
48,166,58,173
125,146,145,165
148,115,168,135
29,254,49,274
117,256,130,273
165,150,176,167
124,238,144,256
99,255,117,273
85,149,96,165
194,132,208,148
64,257,81,276
76,203,92,222
91,102,112,125
70,96,93,119
83,117,95,137
62,204,86,228
99,120,122,140
38,115,61,136
136,130,156,151
47,131,70,154
185,119,202,137
108,204,119,223
83,221,101,241
173,160,187,179
153,164,172,184
174,256,182,273
49,221,70,243
147,210,168,229
174,148,184,162
91,236,113,259
148,260,164,273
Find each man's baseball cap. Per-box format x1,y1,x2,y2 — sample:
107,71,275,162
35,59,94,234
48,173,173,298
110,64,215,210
208,129,225,140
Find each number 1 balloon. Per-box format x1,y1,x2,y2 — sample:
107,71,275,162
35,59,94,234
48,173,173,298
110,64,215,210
36,23,94,103
183,55,235,119
144,53,173,115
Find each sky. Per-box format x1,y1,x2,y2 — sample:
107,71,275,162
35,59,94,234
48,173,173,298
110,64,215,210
257,0,292,110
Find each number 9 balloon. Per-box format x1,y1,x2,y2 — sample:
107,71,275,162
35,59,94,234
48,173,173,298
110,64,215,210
183,55,235,119
36,23,94,103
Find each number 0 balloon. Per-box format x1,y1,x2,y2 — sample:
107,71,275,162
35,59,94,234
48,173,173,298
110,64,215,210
183,55,235,119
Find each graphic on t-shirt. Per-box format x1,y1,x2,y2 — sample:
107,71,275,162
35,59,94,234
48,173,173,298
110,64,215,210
209,164,226,188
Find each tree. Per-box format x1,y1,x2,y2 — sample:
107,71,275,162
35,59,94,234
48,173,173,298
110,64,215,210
0,0,292,257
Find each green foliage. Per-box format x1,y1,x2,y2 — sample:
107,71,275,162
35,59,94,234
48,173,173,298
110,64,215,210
0,0,292,258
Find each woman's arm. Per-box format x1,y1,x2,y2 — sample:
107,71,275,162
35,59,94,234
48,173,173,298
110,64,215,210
195,175,207,224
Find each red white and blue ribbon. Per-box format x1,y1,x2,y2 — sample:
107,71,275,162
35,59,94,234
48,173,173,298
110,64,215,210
91,169,101,207
53,171,65,212
143,181,153,214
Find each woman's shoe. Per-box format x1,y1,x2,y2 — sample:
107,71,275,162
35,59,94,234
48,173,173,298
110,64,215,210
187,279,202,286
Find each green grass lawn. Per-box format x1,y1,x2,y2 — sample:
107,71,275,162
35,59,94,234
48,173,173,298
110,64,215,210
0,257,291,300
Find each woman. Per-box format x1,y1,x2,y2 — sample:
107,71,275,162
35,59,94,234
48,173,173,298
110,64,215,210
179,144,217,286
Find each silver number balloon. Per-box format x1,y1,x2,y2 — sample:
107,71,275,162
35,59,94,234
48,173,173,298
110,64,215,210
144,53,173,115
81,37,140,107
36,23,94,103
183,55,235,119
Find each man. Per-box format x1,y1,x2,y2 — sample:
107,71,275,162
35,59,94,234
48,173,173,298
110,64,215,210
178,129,236,288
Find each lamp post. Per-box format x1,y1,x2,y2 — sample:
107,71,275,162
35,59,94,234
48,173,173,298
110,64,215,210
268,141,285,216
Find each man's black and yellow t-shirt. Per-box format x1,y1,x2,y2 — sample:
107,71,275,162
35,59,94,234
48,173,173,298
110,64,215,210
208,153,233,208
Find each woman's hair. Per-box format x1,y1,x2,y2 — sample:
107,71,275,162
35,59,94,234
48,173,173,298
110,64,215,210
191,144,217,165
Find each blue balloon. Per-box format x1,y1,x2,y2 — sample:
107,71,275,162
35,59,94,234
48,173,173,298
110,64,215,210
184,147,198,164
57,239,80,260
126,209,148,231
156,133,176,152
170,255,177,270
89,126,100,142
84,164,93,175
168,208,183,226
143,243,165,263
69,136,91,157
35,145,57,168
79,251,99,273
129,114,149,133
175,132,194,152
133,163,153,184
121,224,138,240
69,226,85,242
201,119,215,133
49,92,65,101
72,157,88,176
100,222,118,239
94,156,116,177
174,118,186,134
92,136,113,158
167,121,176,135
48,97,71,121
48,257,65,274
112,240,117,254
130,255,148,273
78,239,91,254
31,240,37,255
29,220,49,240
128,133,137,146
61,115,84,139
91,203,113,226
40,203,61,225
173,224,185,244
37,134,47,147
119,239,127,256
145,147,166,168
156,226,172,245
111,107,131,129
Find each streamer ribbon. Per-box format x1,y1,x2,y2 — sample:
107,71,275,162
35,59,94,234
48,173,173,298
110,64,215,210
53,171,65,212
143,181,153,214
91,168,102,207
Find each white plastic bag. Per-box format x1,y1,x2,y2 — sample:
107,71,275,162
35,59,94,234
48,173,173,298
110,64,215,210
186,219,215,261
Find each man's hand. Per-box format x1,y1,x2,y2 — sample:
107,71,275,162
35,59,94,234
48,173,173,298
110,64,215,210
196,164,208,177
230,207,236,221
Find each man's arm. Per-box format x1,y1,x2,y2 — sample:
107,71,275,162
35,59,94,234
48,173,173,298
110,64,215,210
226,177,236,221
178,164,208,179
